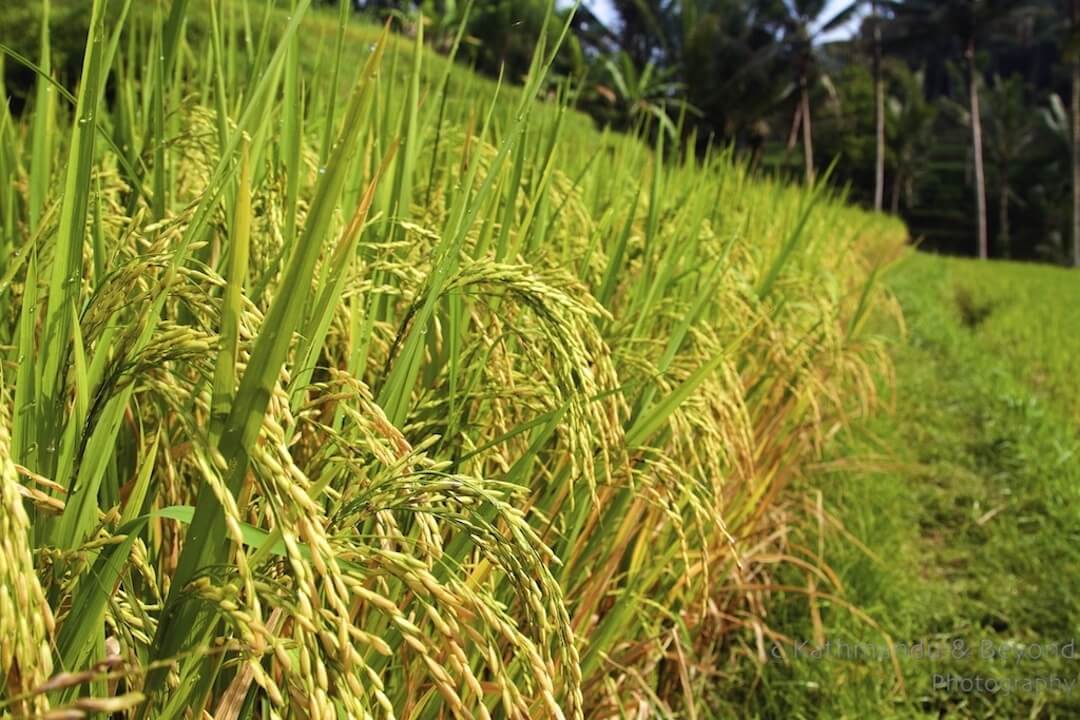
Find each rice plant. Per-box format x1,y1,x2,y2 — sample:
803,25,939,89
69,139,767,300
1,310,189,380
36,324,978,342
0,1,907,717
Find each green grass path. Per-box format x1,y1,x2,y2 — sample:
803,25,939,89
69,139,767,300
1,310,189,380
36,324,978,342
721,252,1080,718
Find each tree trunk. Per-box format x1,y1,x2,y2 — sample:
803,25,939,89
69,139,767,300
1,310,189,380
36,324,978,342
999,179,1010,258
873,0,885,211
1072,0,1080,266
967,42,989,260
891,171,902,214
787,101,802,151
1072,66,1080,266
801,79,815,184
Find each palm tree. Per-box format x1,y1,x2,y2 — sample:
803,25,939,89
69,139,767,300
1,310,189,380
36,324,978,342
783,0,889,200
847,0,887,210
595,51,690,137
981,75,1037,256
760,1,860,184
1037,92,1076,262
885,63,938,214
885,0,1035,259
1039,0,1080,264
608,0,678,66
871,0,886,210
966,15,990,259
668,1,793,144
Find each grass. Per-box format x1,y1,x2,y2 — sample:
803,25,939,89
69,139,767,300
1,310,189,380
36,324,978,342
945,256,1080,424
0,1,907,717
723,251,1080,718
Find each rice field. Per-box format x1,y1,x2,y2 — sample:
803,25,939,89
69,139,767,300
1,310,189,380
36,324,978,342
0,1,907,717
733,252,1080,718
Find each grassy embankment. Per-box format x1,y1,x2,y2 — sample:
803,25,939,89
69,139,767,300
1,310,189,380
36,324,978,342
728,252,1080,718
0,1,907,717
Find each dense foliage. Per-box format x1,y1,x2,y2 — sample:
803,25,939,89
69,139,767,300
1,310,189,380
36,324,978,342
313,0,1080,264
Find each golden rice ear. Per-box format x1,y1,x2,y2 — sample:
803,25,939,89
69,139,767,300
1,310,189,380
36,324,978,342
2,0,905,715
0,384,55,717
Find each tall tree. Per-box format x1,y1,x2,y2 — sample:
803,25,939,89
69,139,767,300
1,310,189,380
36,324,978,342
608,0,678,67
760,0,860,184
848,0,887,208
872,0,886,210
886,0,1035,259
885,64,938,214
596,51,688,137
654,0,790,143
1069,0,1080,265
981,75,1037,256
968,26,990,259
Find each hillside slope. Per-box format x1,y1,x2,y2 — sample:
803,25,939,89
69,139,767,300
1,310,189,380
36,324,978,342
0,2,907,717
726,252,1080,718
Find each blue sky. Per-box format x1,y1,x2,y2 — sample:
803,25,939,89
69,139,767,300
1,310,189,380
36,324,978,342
578,0,862,42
